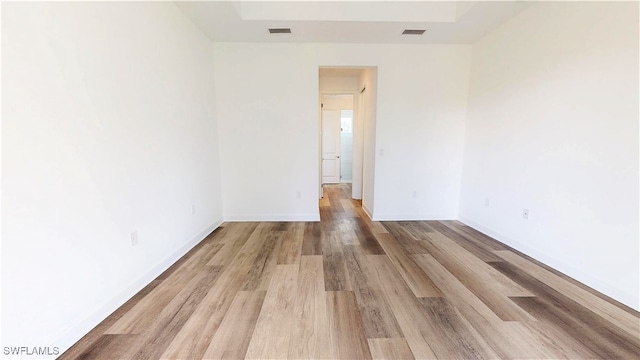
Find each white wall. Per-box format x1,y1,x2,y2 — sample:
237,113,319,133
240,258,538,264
321,95,353,110
319,76,359,92
460,1,639,310
213,44,320,221
372,50,470,220
1,1,223,355
360,68,377,216
214,43,471,221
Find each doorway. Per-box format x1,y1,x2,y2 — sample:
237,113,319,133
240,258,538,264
321,108,342,184
318,67,377,214
321,94,354,185
339,110,354,183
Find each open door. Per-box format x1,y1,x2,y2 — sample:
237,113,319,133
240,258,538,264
322,109,341,184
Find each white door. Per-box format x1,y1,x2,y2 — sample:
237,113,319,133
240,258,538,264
322,110,341,184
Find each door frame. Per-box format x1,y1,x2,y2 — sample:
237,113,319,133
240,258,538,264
318,90,360,198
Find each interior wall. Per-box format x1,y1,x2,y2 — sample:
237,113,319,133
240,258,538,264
321,95,354,110
1,1,223,353
319,75,359,92
214,43,471,221
371,50,470,220
360,68,377,216
351,91,364,198
213,44,320,221
460,1,639,310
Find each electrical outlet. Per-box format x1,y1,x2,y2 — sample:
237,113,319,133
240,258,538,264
412,190,417,198
296,191,302,199
522,208,529,220
191,204,196,215
130,231,139,247
485,197,490,207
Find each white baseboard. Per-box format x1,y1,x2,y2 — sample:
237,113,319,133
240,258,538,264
459,216,639,311
362,203,373,220
372,213,455,221
224,213,320,222
52,218,224,356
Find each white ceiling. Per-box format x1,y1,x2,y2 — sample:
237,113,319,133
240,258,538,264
174,1,532,44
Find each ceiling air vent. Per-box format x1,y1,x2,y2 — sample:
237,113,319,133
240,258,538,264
268,28,292,34
402,29,426,35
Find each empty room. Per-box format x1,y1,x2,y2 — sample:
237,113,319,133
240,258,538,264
2,1,638,359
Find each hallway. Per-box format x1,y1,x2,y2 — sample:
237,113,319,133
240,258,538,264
62,184,639,359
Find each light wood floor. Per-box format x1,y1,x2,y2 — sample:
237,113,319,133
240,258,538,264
62,184,640,359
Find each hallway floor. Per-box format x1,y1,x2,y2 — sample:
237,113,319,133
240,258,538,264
62,184,639,359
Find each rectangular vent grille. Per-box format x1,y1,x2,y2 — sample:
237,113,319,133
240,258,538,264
268,28,292,34
402,29,426,35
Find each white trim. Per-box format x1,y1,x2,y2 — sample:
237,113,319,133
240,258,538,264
52,218,224,355
362,203,374,220
459,216,639,311
372,213,455,221
224,213,320,222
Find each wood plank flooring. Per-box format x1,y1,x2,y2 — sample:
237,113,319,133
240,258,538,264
61,184,640,359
